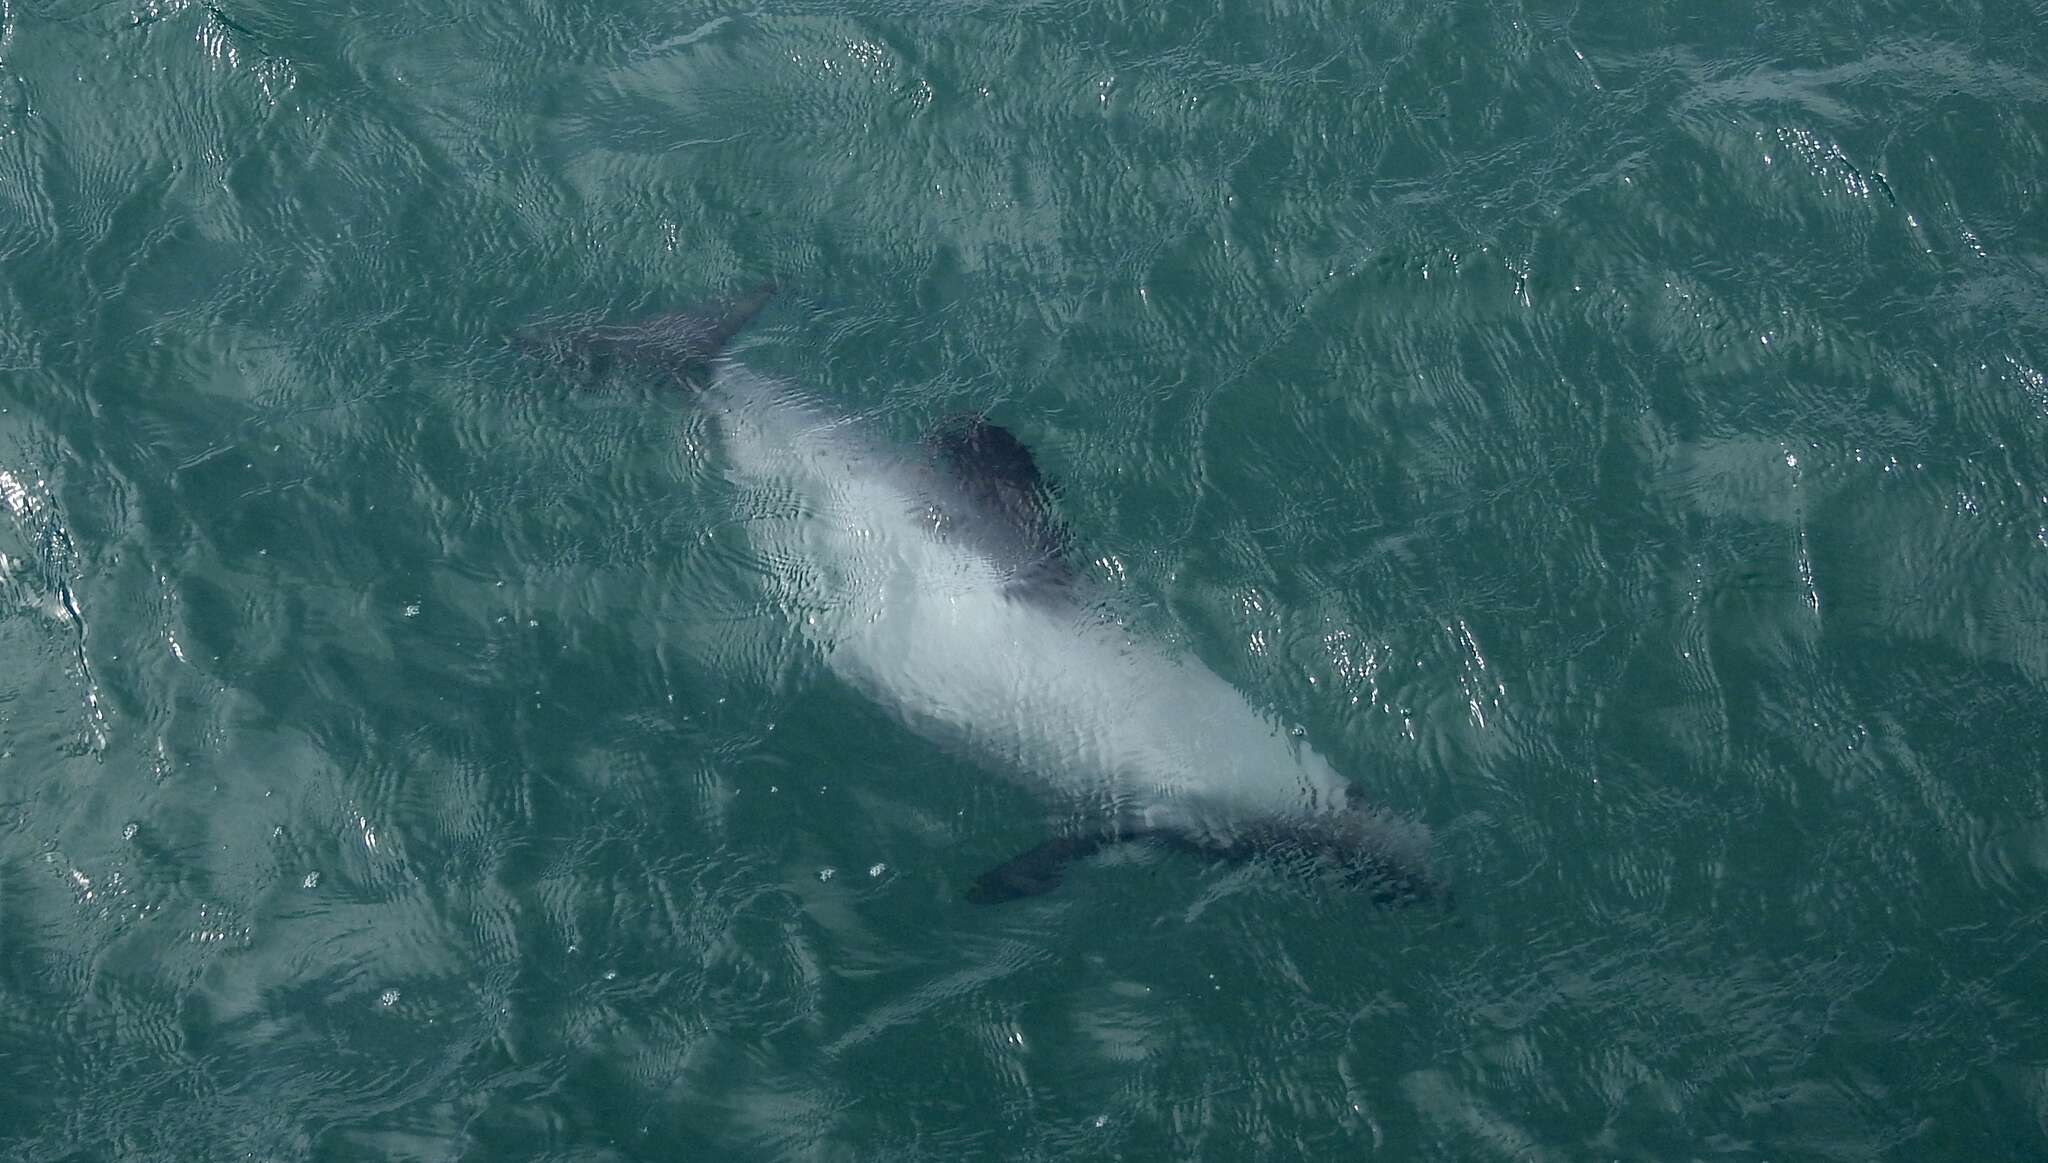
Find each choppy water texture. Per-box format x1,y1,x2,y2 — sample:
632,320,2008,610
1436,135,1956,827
3,0,2046,1157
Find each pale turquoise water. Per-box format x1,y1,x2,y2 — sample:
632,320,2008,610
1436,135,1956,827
3,0,2047,1158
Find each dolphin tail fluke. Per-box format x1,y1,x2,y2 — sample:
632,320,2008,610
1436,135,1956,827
513,281,777,386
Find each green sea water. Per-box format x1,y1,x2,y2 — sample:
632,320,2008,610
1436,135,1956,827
3,0,2047,1158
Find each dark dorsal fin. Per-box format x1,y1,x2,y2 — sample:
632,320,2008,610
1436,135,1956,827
929,416,1053,508
924,416,1074,594
513,282,776,386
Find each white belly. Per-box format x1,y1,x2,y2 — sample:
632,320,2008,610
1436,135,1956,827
707,369,1356,837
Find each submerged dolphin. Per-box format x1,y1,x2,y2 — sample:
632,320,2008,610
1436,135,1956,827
520,288,1439,905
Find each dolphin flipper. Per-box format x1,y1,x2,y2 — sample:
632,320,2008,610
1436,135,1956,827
514,283,776,385
925,417,1075,596
965,824,1203,903
967,819,1448,908
965,833,1116,903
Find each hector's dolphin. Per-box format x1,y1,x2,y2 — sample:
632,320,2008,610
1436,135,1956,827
519,288,1439,905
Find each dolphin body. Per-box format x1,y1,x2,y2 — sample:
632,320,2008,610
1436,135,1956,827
521,289,1438,904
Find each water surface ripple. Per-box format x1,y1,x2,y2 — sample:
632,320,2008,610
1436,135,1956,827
2,0,2045,1158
